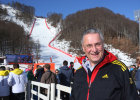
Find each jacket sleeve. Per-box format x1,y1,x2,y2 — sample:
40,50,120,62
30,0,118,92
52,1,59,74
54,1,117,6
123,69,140,100
7,72,13,86
53,73,57,84
41,73,45,83
35,69,39,79
24,73,28,84
114,63,140,100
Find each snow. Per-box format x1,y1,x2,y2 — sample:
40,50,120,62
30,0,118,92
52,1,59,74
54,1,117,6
30,18,80,69
0,4,32,32
104,44,136,67
0,4,136,70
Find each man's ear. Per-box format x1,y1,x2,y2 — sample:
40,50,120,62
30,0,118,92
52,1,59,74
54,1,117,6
82,44,85,53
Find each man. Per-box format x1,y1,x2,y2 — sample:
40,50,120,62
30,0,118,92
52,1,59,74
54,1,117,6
55,69,60,84
69,62,75,76
41,64,57,95
0,66,10,100
8,63,28,100
59,60,73,100
70,28,140,100
35,65,44,82
60,60,73,86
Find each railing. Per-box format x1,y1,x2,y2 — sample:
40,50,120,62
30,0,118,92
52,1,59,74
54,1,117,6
25,81,71,100
31,81,51,100
56,84,71,100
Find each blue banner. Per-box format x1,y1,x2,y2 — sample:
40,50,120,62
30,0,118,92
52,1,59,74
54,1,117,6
6,54,33,64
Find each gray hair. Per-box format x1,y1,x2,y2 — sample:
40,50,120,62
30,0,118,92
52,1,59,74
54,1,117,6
81,28,104,44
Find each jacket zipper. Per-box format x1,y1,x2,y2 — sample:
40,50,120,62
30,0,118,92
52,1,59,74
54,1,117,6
87,77,91,100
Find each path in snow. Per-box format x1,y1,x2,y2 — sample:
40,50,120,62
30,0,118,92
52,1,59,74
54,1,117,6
30,18,79,69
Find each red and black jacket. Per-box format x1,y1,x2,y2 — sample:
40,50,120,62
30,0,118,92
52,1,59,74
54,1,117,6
70,50,139,100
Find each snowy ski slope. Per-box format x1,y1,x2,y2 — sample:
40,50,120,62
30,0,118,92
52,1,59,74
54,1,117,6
30,18,80,69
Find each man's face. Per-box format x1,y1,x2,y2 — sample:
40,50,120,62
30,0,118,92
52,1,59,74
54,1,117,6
82,33,104,66
137,62,140,67
28,65,33,70
44,67,46,71
55,70,59,74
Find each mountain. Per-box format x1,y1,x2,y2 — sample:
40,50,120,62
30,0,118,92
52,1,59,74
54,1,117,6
0,4,136,69
0,4,80,69
59,7,139,59
0,4,32,32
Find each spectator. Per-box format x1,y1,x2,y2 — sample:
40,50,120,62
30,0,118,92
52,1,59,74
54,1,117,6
0,66,10,100
69,62,75,76
9,68,14,71
129,65,137,81
129,65,136,72
35,65,44,82
55,69,60,84
6,67,10,72
135,56,140,95
70,28,139,100
34,65,44,100
25,64,34,81
41,64,57,95
8,63,28,100
5,67,13,100
59,60,73,100
25,64,34,100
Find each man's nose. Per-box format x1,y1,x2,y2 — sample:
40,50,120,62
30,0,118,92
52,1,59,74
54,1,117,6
90,45,97,52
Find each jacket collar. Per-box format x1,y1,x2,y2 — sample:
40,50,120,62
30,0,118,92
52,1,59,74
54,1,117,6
77,50,117,68
11,68,23,75
0,70,9,76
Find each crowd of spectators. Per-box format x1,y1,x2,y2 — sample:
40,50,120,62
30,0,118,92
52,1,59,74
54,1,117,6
1,54,140,100
0,60,74,100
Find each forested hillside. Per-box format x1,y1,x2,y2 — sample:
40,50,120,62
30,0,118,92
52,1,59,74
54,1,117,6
52,7,139,58
0,2,36,56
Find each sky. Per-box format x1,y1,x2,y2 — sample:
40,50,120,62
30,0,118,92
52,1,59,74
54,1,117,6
1,0,140,21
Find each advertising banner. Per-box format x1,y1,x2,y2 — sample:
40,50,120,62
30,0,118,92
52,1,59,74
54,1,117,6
6,54,33,64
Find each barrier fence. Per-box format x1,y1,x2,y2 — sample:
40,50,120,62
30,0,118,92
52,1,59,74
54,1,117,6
25,81,71,100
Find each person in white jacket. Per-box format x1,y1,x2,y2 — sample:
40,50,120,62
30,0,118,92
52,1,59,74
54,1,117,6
0,66,10,100
8,63,28,100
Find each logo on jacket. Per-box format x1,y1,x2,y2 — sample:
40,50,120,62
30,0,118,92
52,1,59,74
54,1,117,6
129,78,133,84
102,74,109,78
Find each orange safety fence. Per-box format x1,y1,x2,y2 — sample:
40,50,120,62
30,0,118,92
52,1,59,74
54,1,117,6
45,19,73,58
29,18,36,36
45,19,50,29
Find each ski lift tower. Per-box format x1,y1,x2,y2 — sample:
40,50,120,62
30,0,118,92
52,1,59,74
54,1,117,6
134,10,140,53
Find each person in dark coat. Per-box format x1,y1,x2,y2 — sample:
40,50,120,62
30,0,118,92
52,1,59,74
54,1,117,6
35,65,44,82
41,64,57,95
34,65,44,100
69,62,75,76
59,60,73,100
55,69,60,84
70,28,139,100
